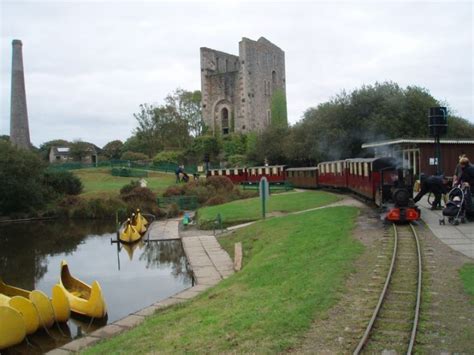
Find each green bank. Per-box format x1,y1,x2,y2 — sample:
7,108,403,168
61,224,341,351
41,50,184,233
84,206,362,353
197,190,340,228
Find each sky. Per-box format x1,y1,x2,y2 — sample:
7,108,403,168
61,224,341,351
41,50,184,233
1,0,473,148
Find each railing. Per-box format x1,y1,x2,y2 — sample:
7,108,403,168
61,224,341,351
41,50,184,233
157,196,199,210
241,181,293,192
111,168,148,178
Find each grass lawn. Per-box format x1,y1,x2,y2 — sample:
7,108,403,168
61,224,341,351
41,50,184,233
74,168,175,199
84,206,362,353
197,190,340,228
460,263,474,303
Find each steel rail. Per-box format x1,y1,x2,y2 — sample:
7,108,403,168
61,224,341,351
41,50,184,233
407,223,422,354
353,223,398,355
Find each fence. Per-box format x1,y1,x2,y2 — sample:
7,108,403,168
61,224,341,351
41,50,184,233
241,181,293,192
111,168,148,178
157,196,199,210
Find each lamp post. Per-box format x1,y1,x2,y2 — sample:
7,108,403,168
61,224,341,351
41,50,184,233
428,107,447,176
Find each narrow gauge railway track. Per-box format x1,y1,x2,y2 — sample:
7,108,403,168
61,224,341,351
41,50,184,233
354,223,422,354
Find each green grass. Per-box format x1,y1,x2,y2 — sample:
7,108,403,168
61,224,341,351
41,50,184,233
84,206,362,354
460,263,474,303
197,190,340,228
73,168,175,199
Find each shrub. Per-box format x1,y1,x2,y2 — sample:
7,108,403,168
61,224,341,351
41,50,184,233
120,186,159,215
121,151,149,161
71,197,127,219
204,176,234,192
165,203,180,218
44,170,83,195
163,185,183,197
120,180,140,195
205,195,227,206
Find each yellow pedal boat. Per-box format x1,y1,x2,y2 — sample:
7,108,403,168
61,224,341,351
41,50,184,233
0,293,38,335
0,302,26,350
0,278,70,325
119,218,141,243
132,209,148,234
58,260,107,319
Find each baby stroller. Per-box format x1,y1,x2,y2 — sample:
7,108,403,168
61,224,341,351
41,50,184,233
439,185,467,225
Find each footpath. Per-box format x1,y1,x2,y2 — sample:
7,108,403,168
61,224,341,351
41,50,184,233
418,195,474,259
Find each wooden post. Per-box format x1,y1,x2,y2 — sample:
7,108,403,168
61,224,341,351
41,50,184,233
234,242,242,271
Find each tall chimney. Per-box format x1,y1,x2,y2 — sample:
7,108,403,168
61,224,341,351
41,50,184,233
10,39,31,149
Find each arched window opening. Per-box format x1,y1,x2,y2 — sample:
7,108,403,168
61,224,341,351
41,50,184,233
272,70,277,91
221,108,229,135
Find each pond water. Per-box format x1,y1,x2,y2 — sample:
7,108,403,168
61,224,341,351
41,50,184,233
0,220,192,353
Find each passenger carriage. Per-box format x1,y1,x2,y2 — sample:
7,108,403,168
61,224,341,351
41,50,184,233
246,165,286,183
285,167,318,188
317,160,347,188
207,167,247,184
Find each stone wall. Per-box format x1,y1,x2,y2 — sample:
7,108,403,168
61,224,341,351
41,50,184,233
200,37,286,135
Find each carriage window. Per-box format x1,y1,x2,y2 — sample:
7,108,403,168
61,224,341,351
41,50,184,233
265,167,270,175
364,163,369,177
234,169,238,175
226,169,231,175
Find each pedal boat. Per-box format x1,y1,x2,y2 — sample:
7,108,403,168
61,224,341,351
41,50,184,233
132,209,148,234
0,300,26,350
58,260,107,319
0,293,38,335
0,278,70,325
119,218,141,243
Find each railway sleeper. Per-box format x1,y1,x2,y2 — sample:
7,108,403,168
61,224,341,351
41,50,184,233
374,318,413,332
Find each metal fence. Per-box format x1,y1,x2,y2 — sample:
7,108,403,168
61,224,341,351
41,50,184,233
157,196,199,210
110,168,148,178
241,181,294,192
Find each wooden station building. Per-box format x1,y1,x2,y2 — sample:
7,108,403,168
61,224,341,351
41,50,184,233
362,139,474,178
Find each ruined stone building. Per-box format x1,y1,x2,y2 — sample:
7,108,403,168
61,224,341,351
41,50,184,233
200,37,286,135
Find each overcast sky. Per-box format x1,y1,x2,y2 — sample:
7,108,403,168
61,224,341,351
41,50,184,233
1,0,472,147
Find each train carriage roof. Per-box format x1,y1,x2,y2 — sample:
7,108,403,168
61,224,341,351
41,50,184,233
286,167,318,171
372,157,398,171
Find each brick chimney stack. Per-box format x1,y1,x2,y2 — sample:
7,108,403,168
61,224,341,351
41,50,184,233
10,39,31,149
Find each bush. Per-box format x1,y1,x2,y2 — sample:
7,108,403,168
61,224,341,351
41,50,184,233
0,140,50,215
163,185,183,197
71,197,127,219
120,186,159,215
120,180,140,195
121,151,149,161
44,170,83,195
205,195,227,206
205,176,234,192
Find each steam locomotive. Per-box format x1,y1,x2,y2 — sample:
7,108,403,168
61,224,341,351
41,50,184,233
207,157,420,222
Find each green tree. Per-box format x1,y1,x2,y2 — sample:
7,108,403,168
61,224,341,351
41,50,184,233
102,140,124,160
69,140,95,162
165,89,204,137
38,139,71,160
270,89,288,128
0,140,49,215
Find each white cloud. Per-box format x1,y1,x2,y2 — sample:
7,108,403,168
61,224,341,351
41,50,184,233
1,0,472,147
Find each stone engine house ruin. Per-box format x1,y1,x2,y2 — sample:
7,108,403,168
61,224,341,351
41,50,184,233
200,37,286,135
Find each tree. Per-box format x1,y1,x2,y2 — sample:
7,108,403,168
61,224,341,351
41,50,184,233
165,89,204,137
270,89,288,128
38,139,71,160
0,140,49,215
102,140,124,160
69,140,94,162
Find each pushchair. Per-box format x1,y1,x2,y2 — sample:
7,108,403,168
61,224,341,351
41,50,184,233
439,185,470,225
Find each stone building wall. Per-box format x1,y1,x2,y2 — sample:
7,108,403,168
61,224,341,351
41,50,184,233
200,37,286,135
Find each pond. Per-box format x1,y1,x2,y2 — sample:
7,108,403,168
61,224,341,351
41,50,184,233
0,219,193,353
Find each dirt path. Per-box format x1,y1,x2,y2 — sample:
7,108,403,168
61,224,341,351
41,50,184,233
296,209,474,353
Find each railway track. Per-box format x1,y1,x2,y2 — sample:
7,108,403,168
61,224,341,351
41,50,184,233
354,223,422,354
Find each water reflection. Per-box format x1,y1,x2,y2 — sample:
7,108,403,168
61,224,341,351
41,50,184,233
0,219,192,353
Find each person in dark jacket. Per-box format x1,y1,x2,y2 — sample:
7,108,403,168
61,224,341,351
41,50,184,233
459,157,474,214
413,175,449,210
